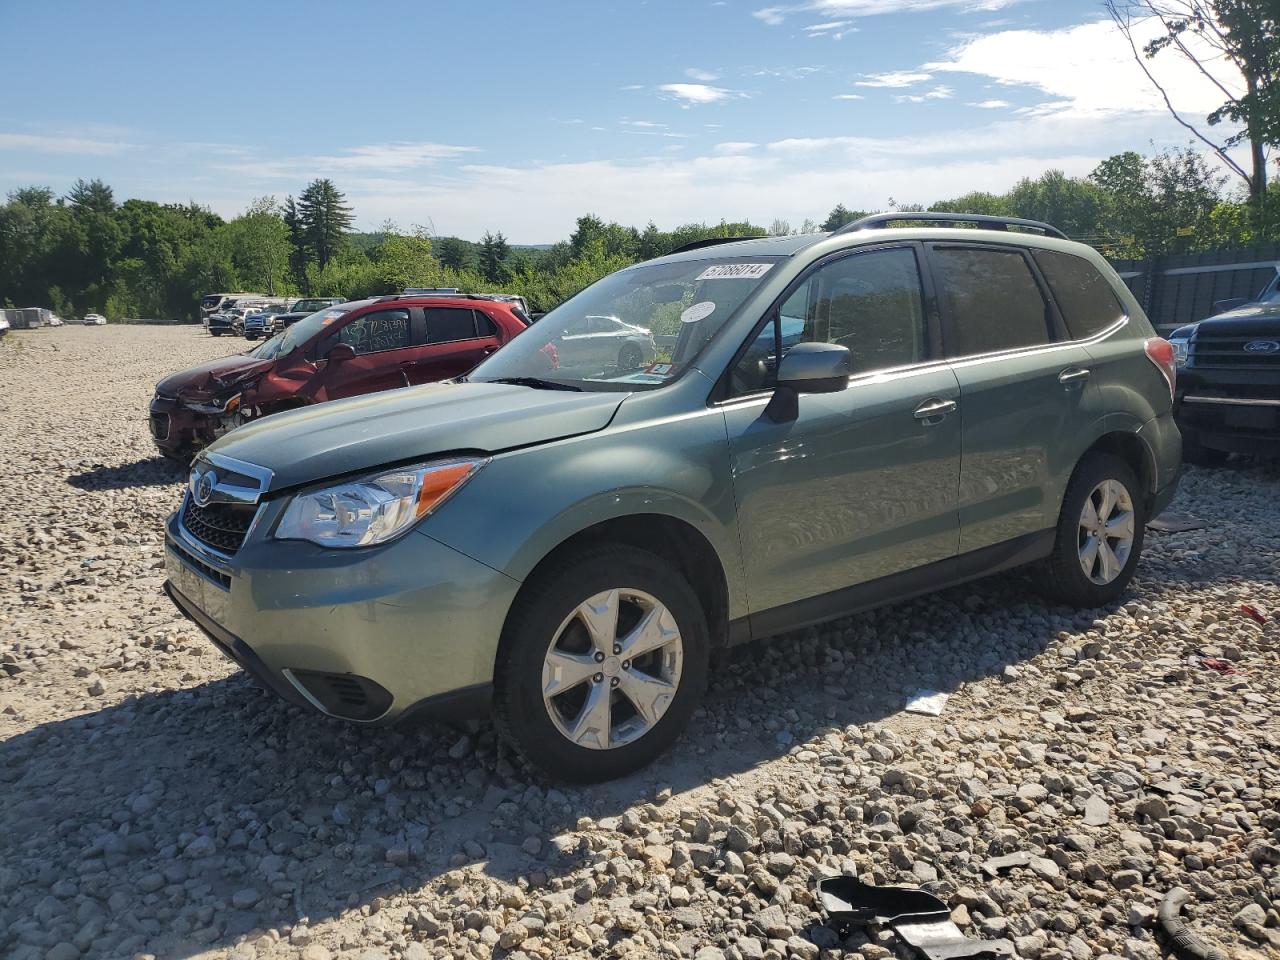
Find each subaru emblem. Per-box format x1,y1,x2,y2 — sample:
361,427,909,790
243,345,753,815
192,469,216,506
1243,339,1280,353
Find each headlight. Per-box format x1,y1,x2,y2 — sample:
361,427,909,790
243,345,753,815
275,458,486,548
186,392,242,414
1170,338,1189,366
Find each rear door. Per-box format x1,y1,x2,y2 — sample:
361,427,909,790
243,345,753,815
316,306,417,400
929,243,1098,555
404,306,502,383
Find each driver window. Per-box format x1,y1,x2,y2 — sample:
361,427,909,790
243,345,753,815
335,309,411,355
730,247,926,395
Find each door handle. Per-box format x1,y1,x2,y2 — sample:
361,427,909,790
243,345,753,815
1058,366,1091,384
482,345,498,356
913,398,957,421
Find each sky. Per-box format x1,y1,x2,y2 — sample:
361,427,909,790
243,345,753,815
0,0,1250,243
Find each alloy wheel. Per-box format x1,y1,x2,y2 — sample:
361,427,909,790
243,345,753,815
542,588,683,750
1077,478,1135,585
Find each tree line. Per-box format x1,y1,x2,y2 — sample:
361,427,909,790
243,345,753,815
2,147,1278,323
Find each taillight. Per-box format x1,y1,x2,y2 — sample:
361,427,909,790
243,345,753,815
1145,337,1176,401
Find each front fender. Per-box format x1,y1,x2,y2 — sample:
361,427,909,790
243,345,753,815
418,407,748,620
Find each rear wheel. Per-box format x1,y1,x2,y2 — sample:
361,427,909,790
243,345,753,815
1036,452,1145,607
493,545,709,782
210,330,222,337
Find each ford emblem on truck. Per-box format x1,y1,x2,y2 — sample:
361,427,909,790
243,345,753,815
1243,339,1280,353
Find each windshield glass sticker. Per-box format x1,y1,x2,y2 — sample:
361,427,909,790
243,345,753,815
645,362,676,377
680,301,716,324
695,263,773,281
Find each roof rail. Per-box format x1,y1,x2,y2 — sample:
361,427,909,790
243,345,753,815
833,212,1068,241
667,236,764,255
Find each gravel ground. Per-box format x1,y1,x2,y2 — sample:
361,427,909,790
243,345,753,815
1,326,1278,960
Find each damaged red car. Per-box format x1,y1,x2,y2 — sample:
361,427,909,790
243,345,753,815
149,295,531,460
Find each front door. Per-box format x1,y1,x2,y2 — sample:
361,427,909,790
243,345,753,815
721,244,963,621
927,243,1099,554
317,306,417,400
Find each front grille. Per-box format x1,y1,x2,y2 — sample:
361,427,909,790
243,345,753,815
150,412,170,440
1190,336,1280,370
168,541,231,589
181,499,257,554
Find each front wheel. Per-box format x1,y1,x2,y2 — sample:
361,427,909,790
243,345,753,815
210,330,222,337
493,545,709,782
1036,452,1145,608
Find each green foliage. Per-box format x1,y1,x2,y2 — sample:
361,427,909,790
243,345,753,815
297,178,353,270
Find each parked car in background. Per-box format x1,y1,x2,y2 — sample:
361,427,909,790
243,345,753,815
84,313,107,326
1167,268,1280,464
0,313,9,337
558,314,657,370
201,292,262,322
242,305,290,340
162,213,1181,781
205,312,236,337
150,293,530,460
403,288,532,318
268,297,346,334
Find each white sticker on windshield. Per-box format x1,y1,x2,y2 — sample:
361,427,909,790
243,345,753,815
680,301,716,324
696,263,773,281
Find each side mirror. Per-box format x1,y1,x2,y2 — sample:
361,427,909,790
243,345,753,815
327,342,356,364
765,342,851,422
1212,297,1249,314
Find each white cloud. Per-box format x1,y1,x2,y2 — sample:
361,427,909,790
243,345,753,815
832,93,866,100
621,120,667,129
754,0,1021,26
220,141,477,179
0,132,131,155
856,70,932,88
685,68,720,82
967,99,1011,109
753,6,787,24
620,84,645,91
659,83,743,104
804,19,856,37
714,141,759,153
750,65,824,80
926,18,1242,121
895,85,954,102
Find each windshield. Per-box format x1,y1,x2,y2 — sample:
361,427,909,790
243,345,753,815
248,332,287,360
470,256,781,391
1257,275,1280,304
277,303,359,354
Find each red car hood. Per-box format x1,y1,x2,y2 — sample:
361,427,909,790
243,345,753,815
155,355,275,402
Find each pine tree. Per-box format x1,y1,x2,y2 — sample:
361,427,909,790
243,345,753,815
478,231,510,282
297,179,353,270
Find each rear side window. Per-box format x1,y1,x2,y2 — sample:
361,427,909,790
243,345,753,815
1032,249,1127,339
933,247,1051,356
424,307,479,344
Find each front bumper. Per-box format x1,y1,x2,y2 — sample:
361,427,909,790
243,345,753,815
1174,394,1280,455
163,508,520,723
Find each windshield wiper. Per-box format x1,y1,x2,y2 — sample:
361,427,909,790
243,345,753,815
486,376,583,392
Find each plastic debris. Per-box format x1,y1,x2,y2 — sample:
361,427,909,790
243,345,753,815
1147,514,1208,533
1240,603,1267,625
905,690,949,716
1198,656,1237,675
818,876,1014,960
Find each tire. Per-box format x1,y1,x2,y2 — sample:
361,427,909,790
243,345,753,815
210,330,221,337
618,343,643,370
1036,452,1146,608
493,544,709,782
1182,435,1228,467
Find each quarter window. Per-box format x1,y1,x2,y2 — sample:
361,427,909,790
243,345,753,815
1031,249,1126,339
335,308,411,354
933,247,1051,356
424,307,480,344
731,247,927,394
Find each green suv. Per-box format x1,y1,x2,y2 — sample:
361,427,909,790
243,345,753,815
164,214,1182,781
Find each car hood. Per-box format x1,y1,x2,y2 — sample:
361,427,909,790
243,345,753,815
1195,301,1280,336
156,355,274,402
204,381,628,491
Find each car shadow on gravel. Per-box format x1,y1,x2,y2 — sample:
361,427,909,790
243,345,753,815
67,456,187,491
0,570,1077,959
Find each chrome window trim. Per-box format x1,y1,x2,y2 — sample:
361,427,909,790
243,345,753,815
945,315,1129,370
